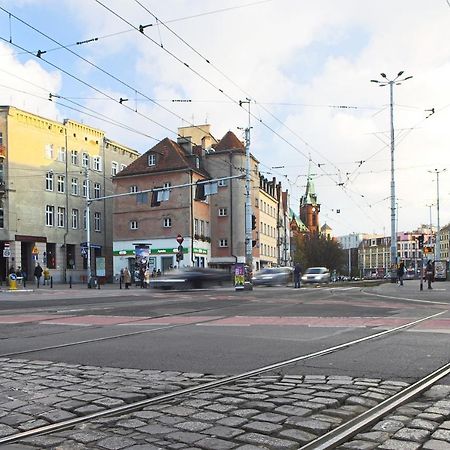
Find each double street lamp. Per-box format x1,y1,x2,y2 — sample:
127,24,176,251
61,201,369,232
371,71,413,273
429,168,447,261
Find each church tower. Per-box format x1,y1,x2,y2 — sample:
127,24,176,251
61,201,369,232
299,173,320,236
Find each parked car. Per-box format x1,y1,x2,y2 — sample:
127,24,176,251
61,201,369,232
149,267,230,290
252,267,293,286
301,267,331,284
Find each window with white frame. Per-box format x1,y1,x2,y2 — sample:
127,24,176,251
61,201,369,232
82,180,89,198
148,153,156,166
57,147,66,162
57,207,65,228
45,144,54,159
111,161,118,176
93,156,102,172
163,182,171,189
219,239,228,247
82,152,89,168
130,220,138,230
194,218,199,235
200,220,204,235
94,182,101,199
218,179,228,187
94,212,101,232
218,207,227,216
205,221,209,237
163,217,172,228
71,150,79,165
129,185,138,193
72,209,79,229
45,171,54,191
71,178,79,196
57,175,65,193
45,205,54,226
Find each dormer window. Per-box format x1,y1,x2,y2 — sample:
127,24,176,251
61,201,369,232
148,153,156,166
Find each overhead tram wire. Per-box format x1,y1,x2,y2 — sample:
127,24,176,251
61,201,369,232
0,7,215,146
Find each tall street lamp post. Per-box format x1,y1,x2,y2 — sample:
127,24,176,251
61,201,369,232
371,72,413,277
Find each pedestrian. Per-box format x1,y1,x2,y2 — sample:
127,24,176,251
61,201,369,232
397,262,405,286
123,267,131,289
293,263,302,288
139,267,145,288
144,268,151,287
43,267,50,286
156,269,161,277
34,263,43,288
152,268,157,278
425,260,434,290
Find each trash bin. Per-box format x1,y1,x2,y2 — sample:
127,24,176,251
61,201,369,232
88,277,98,289
8,273,17,290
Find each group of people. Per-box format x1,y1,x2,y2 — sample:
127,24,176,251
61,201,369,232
120,267,162,289
8,263,51,288
396,260,435,289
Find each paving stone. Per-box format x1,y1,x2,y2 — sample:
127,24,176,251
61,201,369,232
409,418,439,432
94,397,127,408
0,423,16,437
377,439,421,450
38,408,77,423
192,411,227,421
274,405,312,417
69,430,109,444
20,435,67,447
242,420,283,434
167,431,205,444
96,436,136,449
116,418,147,429
162,406,197,417
137,424,178,435
423,386,450,400
174,421,213,432
231,409,260,418
431,428,450,440
195,436,237,450
340,440,379,449
441,420,450,429
393,427,430,442
279,428,317,444
346,396,378,408
18,419,49,431
284,417,332,434
373,419,405,433
0,413,33,426
422,439,450,449
203,424,244,438
217,416,248,427
242,432,305,450
355,431,390,442
73,404,105,415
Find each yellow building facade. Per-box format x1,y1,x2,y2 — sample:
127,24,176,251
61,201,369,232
0,106,139,283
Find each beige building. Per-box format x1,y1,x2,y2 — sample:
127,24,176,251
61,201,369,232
440,223,450,260
0,106,139,283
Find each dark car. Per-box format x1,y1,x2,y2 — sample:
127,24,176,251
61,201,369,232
301,267,331,284
149,267,230,290
252,267,293,286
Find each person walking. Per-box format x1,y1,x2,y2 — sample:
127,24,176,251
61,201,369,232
123,267,131,289
34,263,43,288
397,262,405,286
293,263,302,288
425,260,434,290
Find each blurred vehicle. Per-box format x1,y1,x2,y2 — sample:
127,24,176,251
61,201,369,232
252,267,293,286
301,267,330,284
149,267,230,290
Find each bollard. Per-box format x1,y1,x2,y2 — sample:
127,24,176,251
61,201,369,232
23,278,26,288
8,273,17,290
98,279,100,290
50,276,53,289
119,276,122,289
69,275,72,289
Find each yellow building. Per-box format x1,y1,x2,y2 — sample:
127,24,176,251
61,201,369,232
0,106,139,283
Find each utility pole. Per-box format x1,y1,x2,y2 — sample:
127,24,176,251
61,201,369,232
371,72,413,279
239,98,253,272
85,167,92,286
430,168,447,261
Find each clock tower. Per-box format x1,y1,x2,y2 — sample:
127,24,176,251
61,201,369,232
299,175,320,236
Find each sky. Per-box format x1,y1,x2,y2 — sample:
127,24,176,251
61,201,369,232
1,0,449,237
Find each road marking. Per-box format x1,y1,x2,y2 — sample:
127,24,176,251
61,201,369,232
363,291,448,305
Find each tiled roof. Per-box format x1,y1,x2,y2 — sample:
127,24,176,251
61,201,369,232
214,131,245,152
115,137,210,178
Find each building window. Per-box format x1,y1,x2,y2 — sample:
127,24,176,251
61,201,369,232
72,209,79,229
148,154,156,166
57,207,65,228
45,205,54,226
219,239,228,248
111,161,118,176
57,175,65,193
136,192,148,204
130,185,138,193
71,178,79,195
130,220,138,230
94,212,101,232
194,218,199,235
82,152,89,168
94,182,101,199
71,150,78,165
45,144,54,159
46,243,56,269
218,179,228,187
45,171,54,191
82,180,89,198
93,156,102,172
205,221,209,237
163,217,172,228
57,147,66,162
200,220,204,235
218,208,228,216
66,243,75,269
0,208,3,228
163,182,171,189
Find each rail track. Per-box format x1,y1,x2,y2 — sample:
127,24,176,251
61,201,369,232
0,309,446,446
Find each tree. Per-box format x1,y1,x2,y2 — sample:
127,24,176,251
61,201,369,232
294,235,346,271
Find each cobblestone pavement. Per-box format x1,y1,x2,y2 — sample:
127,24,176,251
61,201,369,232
0,359,450,449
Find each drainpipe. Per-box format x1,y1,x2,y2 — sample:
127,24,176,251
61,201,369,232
229,151,233,261
62,124,69,283
190,171,194,266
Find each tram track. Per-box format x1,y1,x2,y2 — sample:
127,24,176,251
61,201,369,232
0,309,446,446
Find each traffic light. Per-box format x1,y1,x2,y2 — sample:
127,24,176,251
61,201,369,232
418,234,424,249
176,245,184,262
251,214,256,230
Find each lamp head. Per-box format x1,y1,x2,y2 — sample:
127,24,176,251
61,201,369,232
380,73,387,78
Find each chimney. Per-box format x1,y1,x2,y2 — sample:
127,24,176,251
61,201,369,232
177,136,193,154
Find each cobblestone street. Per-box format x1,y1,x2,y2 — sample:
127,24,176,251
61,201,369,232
1,358,450,449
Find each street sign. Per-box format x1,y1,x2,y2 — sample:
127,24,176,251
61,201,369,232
3,248,11,258
176,234,184,244
32,245,39,255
